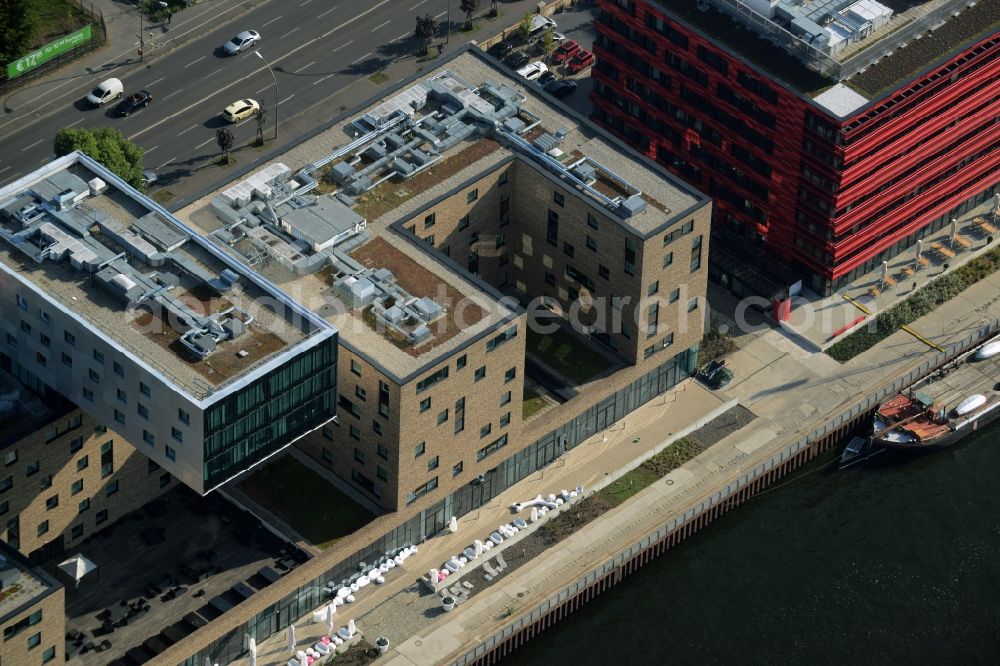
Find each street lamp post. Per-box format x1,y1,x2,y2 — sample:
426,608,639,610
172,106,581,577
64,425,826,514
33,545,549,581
446,0,452,45
254,51,278,140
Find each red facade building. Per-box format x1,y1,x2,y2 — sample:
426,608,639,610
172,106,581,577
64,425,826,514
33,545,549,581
592,0,1000,295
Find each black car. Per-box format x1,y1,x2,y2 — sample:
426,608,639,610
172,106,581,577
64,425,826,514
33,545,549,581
697,359,734,390
491,41,515,59
537,71,557,87
115,90,152,117
504,51,530,70
543,79,578,98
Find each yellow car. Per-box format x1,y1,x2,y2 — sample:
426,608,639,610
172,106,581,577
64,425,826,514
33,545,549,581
221,98,260,123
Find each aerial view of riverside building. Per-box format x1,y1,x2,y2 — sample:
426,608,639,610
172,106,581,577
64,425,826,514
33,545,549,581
0,0,998,665
592,0,999,295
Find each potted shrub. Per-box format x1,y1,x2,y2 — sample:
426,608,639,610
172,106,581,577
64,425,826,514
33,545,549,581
375,636,390,654
442,595,456,612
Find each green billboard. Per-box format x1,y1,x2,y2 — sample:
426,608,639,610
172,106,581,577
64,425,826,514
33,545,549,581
7,25,92,79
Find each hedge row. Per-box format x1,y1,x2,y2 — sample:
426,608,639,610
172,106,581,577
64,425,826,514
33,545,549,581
827,247,1000,362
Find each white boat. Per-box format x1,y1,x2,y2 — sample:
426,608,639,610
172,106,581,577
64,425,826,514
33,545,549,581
954,394,986,416
973,340,1000,360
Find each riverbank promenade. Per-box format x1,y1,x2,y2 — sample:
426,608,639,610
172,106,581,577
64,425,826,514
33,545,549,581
241,236,1000,666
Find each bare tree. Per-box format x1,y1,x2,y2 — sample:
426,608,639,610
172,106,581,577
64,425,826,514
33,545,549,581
414,14,439,55
460,0,479,31
489,0,498,18
216,128,235,164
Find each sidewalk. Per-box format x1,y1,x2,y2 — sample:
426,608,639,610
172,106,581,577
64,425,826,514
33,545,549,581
0,0,263,140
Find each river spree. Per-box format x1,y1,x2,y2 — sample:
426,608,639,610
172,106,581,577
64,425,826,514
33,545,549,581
504,422,1000,665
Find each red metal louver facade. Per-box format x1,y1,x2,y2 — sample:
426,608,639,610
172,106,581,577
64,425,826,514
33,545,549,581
591,0,1000,294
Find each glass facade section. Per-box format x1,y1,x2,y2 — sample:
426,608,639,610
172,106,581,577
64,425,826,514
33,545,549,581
202,335,338,489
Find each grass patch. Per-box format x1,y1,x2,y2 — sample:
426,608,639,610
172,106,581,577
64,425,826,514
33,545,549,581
522,386,547,420
213,156,237,168
150,189,174,205
539,436,703,544
29,0,91,48
827,247,1000,362
368,71,388,84
526,326,612,385
239,455,375,549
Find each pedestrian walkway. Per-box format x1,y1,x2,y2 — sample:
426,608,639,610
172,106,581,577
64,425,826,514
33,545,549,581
0,0,263,142
235,236,1000,665
780,196,1000,352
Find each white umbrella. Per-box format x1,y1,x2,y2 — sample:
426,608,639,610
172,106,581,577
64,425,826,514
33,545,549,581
287,624,296,653
348,618,356,636
448,516,458,533
326,603,335,634
248,637,257,666
530,506,539,522
474,540,483,557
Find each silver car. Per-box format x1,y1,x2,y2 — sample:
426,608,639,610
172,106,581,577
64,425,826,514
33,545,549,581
223,30,260,55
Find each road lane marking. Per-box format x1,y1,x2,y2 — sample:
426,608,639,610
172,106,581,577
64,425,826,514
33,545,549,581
319,7,337,18
262,16,283,28
322,0,390,37
22,139,44,152
256,85,272,95
65,118,84,127
0,166,11,175
351,52,373,64
145,145,160,155
312,75,334,86
162,89,184,100
300,0,312,5
156,158,176,170
279,95,295,105
195,136,215,149
146,77,165,88
332,40,354,52
184,56,206,68
395,32,410,41
178,123,199,135
434,11,446,18
373,20,390,32
280,27,300,39
409,0,426,9
128,0,393,142
203,67,223,80
293,61,315,74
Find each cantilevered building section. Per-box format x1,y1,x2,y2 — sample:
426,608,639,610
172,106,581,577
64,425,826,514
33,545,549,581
0,153,337,494
593,0,999,294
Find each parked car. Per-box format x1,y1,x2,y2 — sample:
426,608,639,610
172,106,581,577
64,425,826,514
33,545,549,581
491,41,515,59
566,49,595,74
525,15,557,43
550,39,580,65
115,90,152,117
86,77,123,106
516,61,549,82
221,98,260,123
140,170,158,188
697,359,734,390
537,70,557,87
543,79,578,98
223,30,261,55
504,51,530,70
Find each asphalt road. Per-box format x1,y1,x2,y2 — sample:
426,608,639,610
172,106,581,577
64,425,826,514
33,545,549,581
0,0,499,194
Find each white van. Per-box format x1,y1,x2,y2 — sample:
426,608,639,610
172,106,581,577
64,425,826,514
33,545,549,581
87,78,124,106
